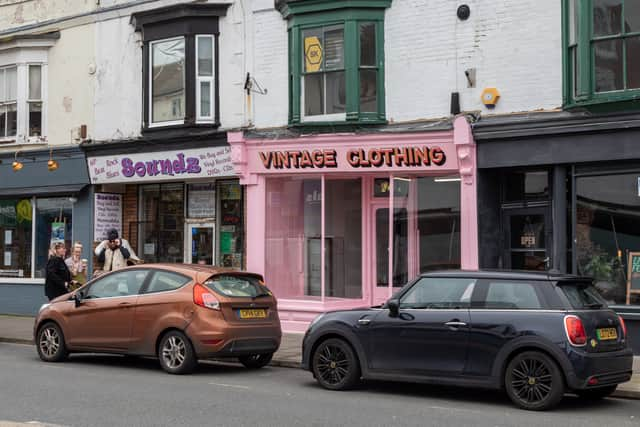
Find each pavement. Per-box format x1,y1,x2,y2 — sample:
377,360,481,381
2,314,639,400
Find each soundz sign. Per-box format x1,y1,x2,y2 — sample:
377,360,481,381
88,147,235,184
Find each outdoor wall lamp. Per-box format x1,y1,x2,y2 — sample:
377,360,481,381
12,151,24,172
47,148,59,172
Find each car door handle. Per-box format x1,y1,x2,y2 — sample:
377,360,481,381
119,302,131,306
358,319,371,325
444,321,467,327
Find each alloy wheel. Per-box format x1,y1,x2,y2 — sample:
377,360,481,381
315,342,353,387
510,358,553,404
39,326,61,358
161,336,186,369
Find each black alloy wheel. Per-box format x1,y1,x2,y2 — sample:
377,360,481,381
239,353,273,369
36,322,68,363
505,351,565,411
312,338,360,390
158,331,197,375
576,385,617,400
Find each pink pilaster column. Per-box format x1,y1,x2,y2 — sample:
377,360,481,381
228,131,266,276
453,116,479,270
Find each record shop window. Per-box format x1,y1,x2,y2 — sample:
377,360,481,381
131,3,229,129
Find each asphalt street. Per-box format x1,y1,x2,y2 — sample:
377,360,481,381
0,343,638,427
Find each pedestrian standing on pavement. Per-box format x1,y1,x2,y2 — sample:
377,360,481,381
45,242,72,301
94,228,141,274
65,241,87,290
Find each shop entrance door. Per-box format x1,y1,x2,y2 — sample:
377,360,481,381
186,223,215,265
371,203,410,305
503,207,552,270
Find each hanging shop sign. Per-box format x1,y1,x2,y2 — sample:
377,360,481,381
258,146,447,171
88,147,234,184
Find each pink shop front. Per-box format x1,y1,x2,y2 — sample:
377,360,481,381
228,117,478,332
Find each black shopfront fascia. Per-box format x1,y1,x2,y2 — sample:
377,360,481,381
131,3,229,132
474,112,640,353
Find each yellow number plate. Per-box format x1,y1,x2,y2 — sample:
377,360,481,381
597,328,618,340
238,309,267,319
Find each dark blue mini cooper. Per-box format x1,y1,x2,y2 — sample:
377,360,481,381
302,271,633,411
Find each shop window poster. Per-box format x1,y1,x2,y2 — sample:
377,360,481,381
50,222,65,244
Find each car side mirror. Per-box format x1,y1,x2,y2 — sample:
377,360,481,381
73,292,83,308
387,299,400,317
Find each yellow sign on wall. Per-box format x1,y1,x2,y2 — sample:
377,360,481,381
304,36,322,72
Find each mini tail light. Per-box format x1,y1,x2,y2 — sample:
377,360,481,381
619,315,627,339
564,315,587,346
193,283,220,310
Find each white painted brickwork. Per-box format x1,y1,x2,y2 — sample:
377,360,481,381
248,0,563,127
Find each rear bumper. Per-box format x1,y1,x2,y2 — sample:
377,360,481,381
566,347,634,390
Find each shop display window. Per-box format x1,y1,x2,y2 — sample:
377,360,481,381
218,181,244,269
138,184,184,263
34,198,73,279
0,199,32,278
576,172,640,305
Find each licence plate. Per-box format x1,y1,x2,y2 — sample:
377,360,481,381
596,327,618,340
238,309,267,319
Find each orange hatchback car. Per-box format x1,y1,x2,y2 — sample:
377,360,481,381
34,264,282,374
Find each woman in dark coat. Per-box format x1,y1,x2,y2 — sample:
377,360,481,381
45,242,72,301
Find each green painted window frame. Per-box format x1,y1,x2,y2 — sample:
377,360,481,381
283,2,391,126
563,0,640,110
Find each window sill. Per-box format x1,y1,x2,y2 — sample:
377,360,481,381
142,122,220,134
290,119,387,129
565,95,640,113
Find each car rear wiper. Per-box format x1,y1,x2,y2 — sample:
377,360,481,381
584,303,603,309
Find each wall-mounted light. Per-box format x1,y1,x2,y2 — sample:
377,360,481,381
12,152,24,172
47,148,59,172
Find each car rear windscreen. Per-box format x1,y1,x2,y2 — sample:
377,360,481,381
558,281,608,309
204,275,271,298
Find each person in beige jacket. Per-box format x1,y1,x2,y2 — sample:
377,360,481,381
94,229,141,273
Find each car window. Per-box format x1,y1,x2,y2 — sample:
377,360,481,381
144,271,191,293
400,278,476,309
204,274,270,298
85,270,148,299
558,281,608,309
482,281,542,309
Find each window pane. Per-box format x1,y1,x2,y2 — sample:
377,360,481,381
200,81,211,117
6,67,16,101
624,1,640,32
360,70,377,113
265,178,321,298
218,181,244,269
137,183,184,263
303,74,324,116
88,270,148,298
325,71,345,114
594,39,623,92
151,38,185,123
417,177,461,271
29,102,42,137
510,215,546,250
35,198,73,279
569,0,577,45
593,0,622,36
29,65,41,100
360,23,376,66
197,36,213,77
0,107,5,136
484,281,542,309
504,171,549,201
400,278,476,309
627,36,640,89
6,104,16,136
376,208,408,287
145,271,190,293
325,179,362,299
324,26,344,70
576,173,640,305
0,199,32,278
302,28,324,73
0,70,4,102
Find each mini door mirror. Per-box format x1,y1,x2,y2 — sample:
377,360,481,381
387,298,400,317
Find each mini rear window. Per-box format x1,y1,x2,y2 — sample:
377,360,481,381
204,275,271,298
558,281,608,309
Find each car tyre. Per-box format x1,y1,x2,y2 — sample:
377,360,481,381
239,353,273,369
158,331,197,375
576,385,617,400
312,338,360,390
505,351,565,411
36,322,68,363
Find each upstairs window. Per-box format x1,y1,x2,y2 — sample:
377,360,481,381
0,66,17,138
565,0,640,108
131,3,229,130
280,0,391,125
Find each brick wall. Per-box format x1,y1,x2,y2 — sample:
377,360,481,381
122,185,138,255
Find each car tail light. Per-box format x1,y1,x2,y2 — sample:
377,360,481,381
619,315,627,339
564,315,587,346
193,283,220,310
